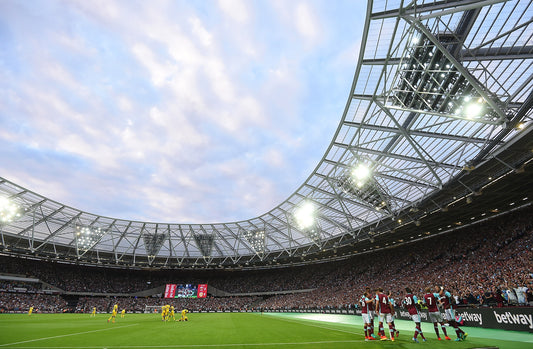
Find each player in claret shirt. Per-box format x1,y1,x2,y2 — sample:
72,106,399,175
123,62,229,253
423,287,449,340
365,287,376,339
360,291,376,340
403,287,426,343
375,288,397,341
436,286,467,341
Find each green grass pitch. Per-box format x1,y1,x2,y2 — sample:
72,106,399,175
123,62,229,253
0,312,531,348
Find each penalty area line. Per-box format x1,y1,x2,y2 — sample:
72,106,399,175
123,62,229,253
0,323,139,347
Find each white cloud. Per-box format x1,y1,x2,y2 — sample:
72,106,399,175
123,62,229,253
217,0,250,24
189,17,213,48
68,0,121,25
0,0,363,223
132,43,175,87
270,0,323,49
295,2,322,46
117,95,133,112
263,148,286,168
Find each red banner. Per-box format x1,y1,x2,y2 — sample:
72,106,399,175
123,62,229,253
164,284,177,298
197,284,208,298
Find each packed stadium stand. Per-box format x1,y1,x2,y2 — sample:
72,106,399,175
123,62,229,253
1,205,531,313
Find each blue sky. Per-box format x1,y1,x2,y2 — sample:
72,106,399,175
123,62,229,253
0,0,366,223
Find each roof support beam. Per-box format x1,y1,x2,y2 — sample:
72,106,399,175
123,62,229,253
417,0,508,21
372,0,488,20
374,98,444,187
342,120,492,144
362,45,533,65
461,46,533,61
17,206,65,236
34,213,82,251
332,142,457,169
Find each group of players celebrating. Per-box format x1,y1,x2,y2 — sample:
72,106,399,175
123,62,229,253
102,304,189,323
161,304,189,322
360,285,467,343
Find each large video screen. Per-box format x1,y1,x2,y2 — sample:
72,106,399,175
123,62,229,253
164,284,207,299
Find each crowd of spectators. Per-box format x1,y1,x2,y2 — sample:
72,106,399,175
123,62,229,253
0,280,42,293
0,258,162,293
257,208,533,311
0,292,67,313
0,206,531,313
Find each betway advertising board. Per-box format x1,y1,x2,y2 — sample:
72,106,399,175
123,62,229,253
392,307,533,332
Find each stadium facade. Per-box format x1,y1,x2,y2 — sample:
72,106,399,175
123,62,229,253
1,0,532,269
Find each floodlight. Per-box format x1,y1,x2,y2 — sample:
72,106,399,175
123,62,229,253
294,201,316,230
75,225,105,252
464,101,484,119
242,228,266,254
352,163,371,181
194,233,214,257
335,161,391,213
0,196,22,223
143,232,168,257
387,28,506,124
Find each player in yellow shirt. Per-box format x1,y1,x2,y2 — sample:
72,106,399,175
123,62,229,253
169,306,176,321
108,304,118,323
178,309,189,322
28,306,33,316
91,307,96,317
161,305,168,321
121,309,126,318
166,305,171,321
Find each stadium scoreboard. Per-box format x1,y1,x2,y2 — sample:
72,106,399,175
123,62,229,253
164,284,207,298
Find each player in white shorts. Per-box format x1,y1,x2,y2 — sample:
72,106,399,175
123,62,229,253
436,286,467,341
360,291,376,340
424,287,450,340
403,287,426,343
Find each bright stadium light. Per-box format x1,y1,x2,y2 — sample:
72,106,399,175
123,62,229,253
242,229,266,254
0,196,22,223
75,225,105,252
388,29,506,124
352,163,370,180
464,101,484,119
351,163,371,188
351,163,372,188
294,201,316,230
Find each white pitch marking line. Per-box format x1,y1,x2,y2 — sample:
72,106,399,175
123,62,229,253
5,340,364,348
0,323,139,347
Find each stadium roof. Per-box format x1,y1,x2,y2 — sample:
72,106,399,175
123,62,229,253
1,0,532,269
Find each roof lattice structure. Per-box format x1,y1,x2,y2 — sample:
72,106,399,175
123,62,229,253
1,0,532,268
